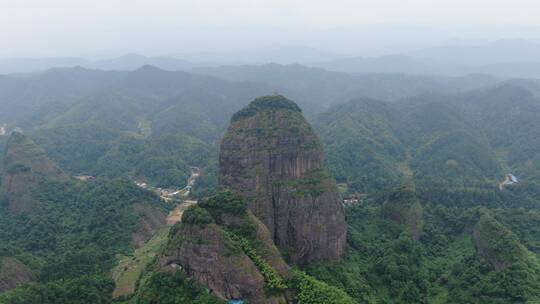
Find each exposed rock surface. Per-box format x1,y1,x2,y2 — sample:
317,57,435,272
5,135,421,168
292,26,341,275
473,213,528,272
0,257,33,292
1,131,67,212
159,222,286,304
131,202,167,248
249,213,290,277
219,95,346,264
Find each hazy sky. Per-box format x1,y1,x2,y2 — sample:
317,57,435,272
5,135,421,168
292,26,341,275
2,0,540,58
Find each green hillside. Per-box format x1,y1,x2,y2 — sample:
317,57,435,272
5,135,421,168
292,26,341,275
316,85,540,208
0,134,169,303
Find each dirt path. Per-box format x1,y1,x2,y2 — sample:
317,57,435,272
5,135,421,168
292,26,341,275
166,200,198,225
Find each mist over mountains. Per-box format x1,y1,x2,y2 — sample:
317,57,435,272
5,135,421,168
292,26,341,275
315,39,540,77
4,39,540,79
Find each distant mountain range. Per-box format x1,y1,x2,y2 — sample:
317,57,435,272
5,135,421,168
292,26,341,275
192,63,502,110
0,46,339,74
314,39,540,78
4,40,540,78
0,54,196,74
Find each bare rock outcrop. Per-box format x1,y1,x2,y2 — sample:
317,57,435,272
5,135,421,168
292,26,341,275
0,257,33,292
473,213,528,272
159,221,286,304
219,95,346,264
131,202,167,248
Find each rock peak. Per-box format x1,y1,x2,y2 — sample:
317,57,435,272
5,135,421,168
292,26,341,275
220,95,346,264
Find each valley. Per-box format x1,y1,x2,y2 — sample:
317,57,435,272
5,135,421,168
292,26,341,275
111,165,201,299
134,166,201,201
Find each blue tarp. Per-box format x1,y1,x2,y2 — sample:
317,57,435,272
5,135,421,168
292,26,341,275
228,300,245,304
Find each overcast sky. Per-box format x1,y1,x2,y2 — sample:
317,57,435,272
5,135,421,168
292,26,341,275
2,0,540,58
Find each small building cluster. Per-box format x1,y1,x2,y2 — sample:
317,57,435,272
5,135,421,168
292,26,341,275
134,181,185,201
134,167,201,201
343,193,366,206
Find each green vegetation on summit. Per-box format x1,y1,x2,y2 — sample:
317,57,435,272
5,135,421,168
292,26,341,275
231,94,302,122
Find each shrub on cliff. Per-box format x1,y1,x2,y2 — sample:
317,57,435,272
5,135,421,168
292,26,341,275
182,206,214,226
289,270,356,304
224,231,287,292
199,191,248,218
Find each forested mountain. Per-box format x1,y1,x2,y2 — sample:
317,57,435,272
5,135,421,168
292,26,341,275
0,66,277,192
0,65,508,192
316,84,540,207
0,66,271,133
0,132,169,303
193,63,500,108
2,63,540,303
291,84,540,303
0,68,124,127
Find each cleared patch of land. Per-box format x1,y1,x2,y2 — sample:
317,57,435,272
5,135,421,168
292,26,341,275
111,200,198,298
111,228,170,299
166,200,197,226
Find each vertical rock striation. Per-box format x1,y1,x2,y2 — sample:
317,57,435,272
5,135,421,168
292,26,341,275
219,95,346,264
158,194,289,304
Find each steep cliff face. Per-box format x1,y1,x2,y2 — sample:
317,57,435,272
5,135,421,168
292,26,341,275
0,257,33,292
219,95,346,264
158,192,289,303
1,131,67,212
131,202,167,248
160,223,285,304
